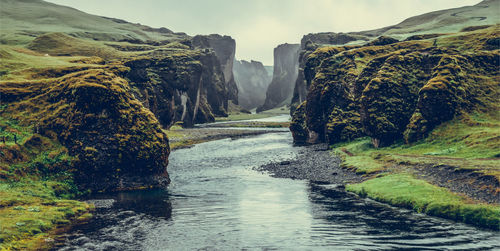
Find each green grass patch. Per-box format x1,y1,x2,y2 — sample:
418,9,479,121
331,112,500,177
347,174,500,229
332,137,386,174
0,178,93,250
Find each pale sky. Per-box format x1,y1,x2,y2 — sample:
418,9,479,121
46,0,482,65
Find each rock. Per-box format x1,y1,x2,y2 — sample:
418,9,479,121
124,48,228,128
289,28,500,146
290,33,367,115
0,68,171,191
233,59,272,109
366,36,399,46
257,43,300,112
192,34,238,107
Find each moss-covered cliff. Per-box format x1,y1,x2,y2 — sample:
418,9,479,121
1,66,170,191
290,25,499,147
124,48,228,128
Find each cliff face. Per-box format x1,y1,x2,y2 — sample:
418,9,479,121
257,43,300,112
290,0,500,114
290,26,500,147
192,34,238,107
0,0,239,192
233,59,272,109
291,33,367,114
0,67,170,191
124,47,228,128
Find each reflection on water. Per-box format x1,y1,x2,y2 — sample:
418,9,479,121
60,133,500,250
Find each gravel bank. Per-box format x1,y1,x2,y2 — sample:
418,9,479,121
256,144,364,185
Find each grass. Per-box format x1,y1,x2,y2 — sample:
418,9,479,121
332,111,500,178
347,174,500,230
332,138,386,174
0,117,92,250
215,105,290,122
332,110,500,229
0,179,93,250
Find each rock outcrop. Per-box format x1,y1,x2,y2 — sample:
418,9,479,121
233,59,272,109
0,67,170,191
291,33,367,114
290,0,500,114
290,25,500,147
124,47,228,128
0,0,241,192
257,43,300,112
192,34,238,107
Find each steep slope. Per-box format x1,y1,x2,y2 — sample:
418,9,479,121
233,59,272,110
1,66,171,191
0,0,236,192
257,43,300,112
124,47,229,128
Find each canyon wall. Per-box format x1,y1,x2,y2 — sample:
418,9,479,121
257,43,300,112
193,34,238,107
290,27,499,147
233,59,272,110
0,0,240,191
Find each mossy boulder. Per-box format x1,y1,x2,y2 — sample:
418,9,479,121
0,68,170,191
289,101,308,144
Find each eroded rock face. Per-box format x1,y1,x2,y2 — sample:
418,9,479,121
124,48,228,128
233,59,272,109
257,43,300,112
290,33,367,115
290,29,500,146
0,68,170,191
192,34,238,107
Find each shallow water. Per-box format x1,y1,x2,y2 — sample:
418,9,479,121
59,132,500,250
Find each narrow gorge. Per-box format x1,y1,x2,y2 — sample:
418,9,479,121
0,0,499,250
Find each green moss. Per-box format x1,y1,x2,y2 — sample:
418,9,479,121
0,177,92,250
347,174,500,229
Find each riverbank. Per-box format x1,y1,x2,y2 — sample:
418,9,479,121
166,114,290,150
258,115,500,230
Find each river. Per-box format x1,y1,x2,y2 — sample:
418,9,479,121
58,131,500,250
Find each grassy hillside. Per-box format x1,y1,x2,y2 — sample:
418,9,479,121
358,0,500,40
0,0,187,45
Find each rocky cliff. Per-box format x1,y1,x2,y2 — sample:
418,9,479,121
290,33,367,114
233,59,272,109
257,43,300,112
290,25,499,146
0,0,238,192
1,66,171,191
192,34,238,107
124,47,228,128
290,0,500,114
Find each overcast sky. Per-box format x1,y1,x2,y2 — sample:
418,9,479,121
46,0,481,65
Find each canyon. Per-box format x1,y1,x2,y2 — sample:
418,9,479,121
0,0,499,249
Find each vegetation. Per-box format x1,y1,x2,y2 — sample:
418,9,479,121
0,118,93,250
347,174,499,230
332,110,500,229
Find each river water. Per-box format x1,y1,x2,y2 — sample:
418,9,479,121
59,132,500,250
